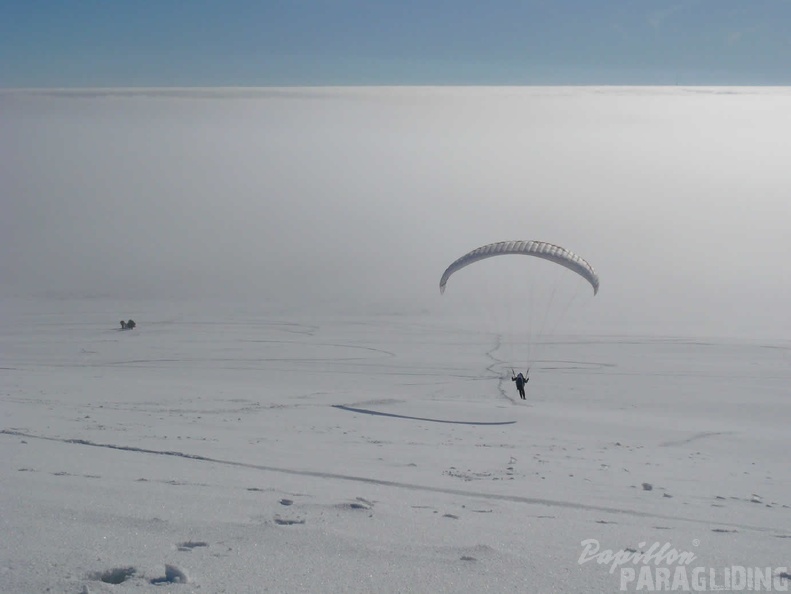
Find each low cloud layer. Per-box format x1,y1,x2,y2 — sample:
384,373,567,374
3,87,789,338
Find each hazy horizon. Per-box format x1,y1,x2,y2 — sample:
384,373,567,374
3,86,790,339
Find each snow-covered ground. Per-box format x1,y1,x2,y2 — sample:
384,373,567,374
2,299,790,593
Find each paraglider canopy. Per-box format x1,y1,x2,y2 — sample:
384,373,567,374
439,240,599,296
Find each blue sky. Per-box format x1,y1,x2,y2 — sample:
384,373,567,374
2,0,790,87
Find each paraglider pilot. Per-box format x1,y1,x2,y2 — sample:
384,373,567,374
512,371,529,399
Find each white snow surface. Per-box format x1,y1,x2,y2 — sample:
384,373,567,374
2,299,790,593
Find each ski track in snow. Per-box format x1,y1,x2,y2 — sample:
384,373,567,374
2,428,784,535
332,405,517,425
659,431,735,447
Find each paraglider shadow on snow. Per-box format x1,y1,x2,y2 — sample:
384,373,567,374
332,405,516,426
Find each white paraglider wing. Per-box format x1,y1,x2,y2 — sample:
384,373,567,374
439,240,599,295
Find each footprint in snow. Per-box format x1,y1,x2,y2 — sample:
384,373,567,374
274,517,305,526
89,566,136,585
177,541,208,552
150,564,189,584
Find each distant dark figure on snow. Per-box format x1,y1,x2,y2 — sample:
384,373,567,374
512,371,529,400
126,319,136,330
120,320,127,330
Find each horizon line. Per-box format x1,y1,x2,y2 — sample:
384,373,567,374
3,84,791,95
